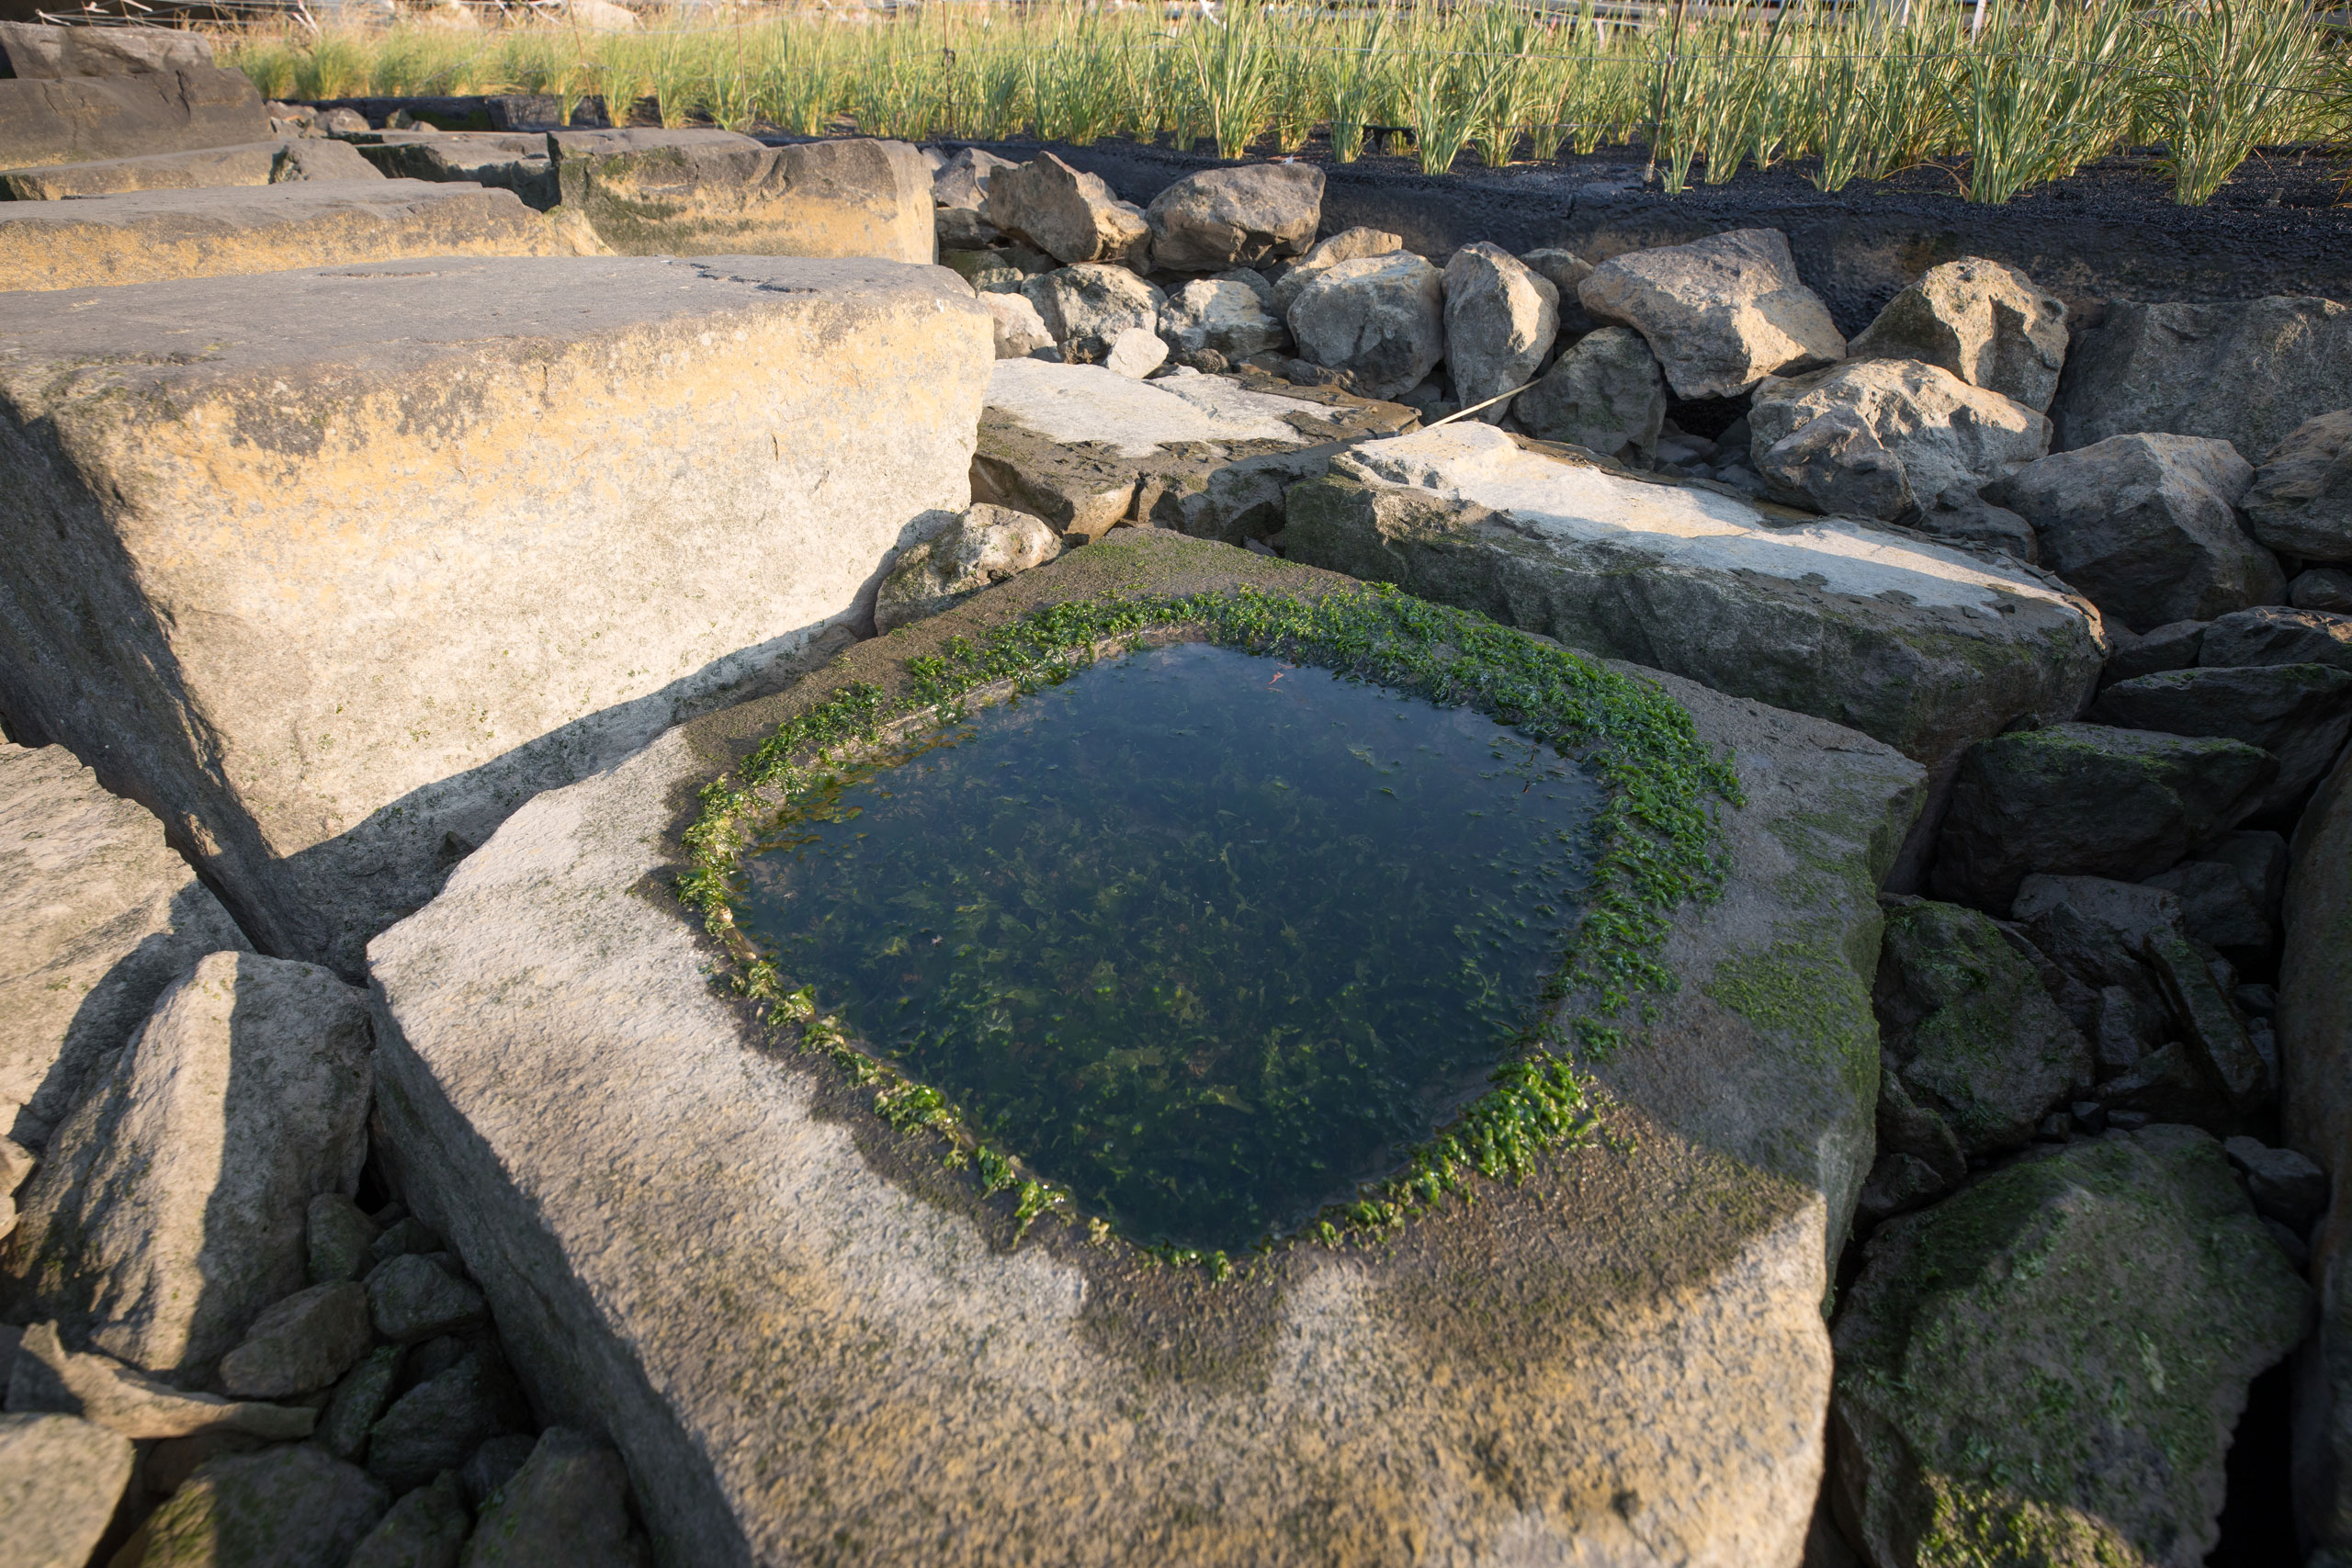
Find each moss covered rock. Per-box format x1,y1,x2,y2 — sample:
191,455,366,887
1831,1124,2310,1567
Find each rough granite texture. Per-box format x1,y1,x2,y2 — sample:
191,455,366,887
549,131,932,264
368,530,1924,1567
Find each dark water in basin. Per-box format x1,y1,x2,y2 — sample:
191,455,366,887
739,641,1605,1253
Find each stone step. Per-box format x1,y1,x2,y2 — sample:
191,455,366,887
0,254,994,972
0,138,380,199
0,62,270,171
0,179,593,291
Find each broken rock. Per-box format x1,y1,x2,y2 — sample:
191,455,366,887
876,505,1062,634
1441,242,1558,422
2245,408,2352,562
124,1444,389,1567
549,130,932,263
0,1410,135,1568
1269,225,1400,317
1577,228,1845,400
978,291,1054,359
1157,276,1288,362
1846,255,2069,412
1287,250,1446,401
1143,162,1322,274
219,1281,376,1399
1512,325,1667,464
2090,662,2352,815
1022,262,1163,364
983,152,1148,267
2051,295,2352,464
5,1322,315,1440
1747,358,2050,522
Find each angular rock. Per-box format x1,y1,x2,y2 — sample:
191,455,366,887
1288,251,1446,401
356,131,555,209
0,137,378,199
1832,1126,2309,1567
5,1322,314,1440
2145,928,2269,1120
1283,422,2105,776
123,1444,389,1567
1143,163,1321,274
2099,1042,2230,1127
220,1281,375,1399
1520,248,1600,336
976,290,1053,360
2225,1136,2329,1233
971,358,1409,545
2200,605,2352,672
2107,618,2208,685
1103,325,1167,380
368,1255,490,1345
0,744,248,1147
1846,256,2070,412
2245,409,2352,562
935,204,997,251
1157,276,1287,362
368,1351,526,1495
0,256,989,971
983,152,1148,267
352,1469,473,1568
2007,874,2185,1046
462,1434,539,1506
1873,898,2091,1156
1021,262,1163,364
1748,358,2051,523
2143,860,2274,953
2051,295,2352,464
1441,242,1558,422
1751,408,1915,525
0,60,268,172
311,1193,383,1287
1996,433,2285,634
0,20,217,78
1513,325,1667,463
371,1217,443,1267
549,130,931,263
462,1428,642,1567
0,178,593,292
1930,724,2275,911
2297,568,2352,614
367,528,1925,1565
875,505,1061,634
2090,663,2352,815
320,1345,407,1464
933,146,1015,213
1269,225,1402,317
5,953,371,1379
1577,229,1845,400
0,1410,134,1568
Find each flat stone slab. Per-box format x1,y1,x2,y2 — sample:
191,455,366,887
1283,422,2106,778
353,131,555,208
0,62,268,171
549,130,932,264
973,360,1415,543
368,529,1924,1566
0,179,591,291
0,254,992,972
0,138,380,199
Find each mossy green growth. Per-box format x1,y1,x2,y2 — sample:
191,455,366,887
677,583,1743,1263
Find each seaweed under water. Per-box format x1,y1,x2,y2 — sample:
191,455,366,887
737,640,1606,1254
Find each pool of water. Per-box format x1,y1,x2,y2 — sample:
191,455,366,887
739,640,1605,1253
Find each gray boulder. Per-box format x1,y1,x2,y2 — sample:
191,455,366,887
1287,251,1446,401
1996,433,2285,634
350,1469,472,1568
5,1320,314,1440
4,952,371,1381
1512,325,1667,463
2090,663,2352,815
1520,248,1600,336
2144,927,2269,1121
127,1444,389,1567
2144,859,2274,953
0,1410,135,1568
1847,256,2069,412
368,1350,526,1495
978,291,1053,360
1860,1070,1969,1225
1930,723,2275,910
1102,327,1166,379
1750,408,1915,524
2296,567,2352,614
2224,1136,2329,1232
1440,242,1558,422
1157,276,1286,362
461,1434,538,1506
2108,618,2208,684
2200,604,2352,671
1748,358,2050,522
1022,263,1164,365
0,53,268,173
0,19,217,77
0,743,249,1148
219,1280,375,1398
931,146,1014,213
1142,163,1321,274
1831,1126,2309,1568
2052,295,2352,464
319,1345,406,1464
367,1255,490,1345
1268,226,1400,317
1577,228,1845,400
874,505,1061,634
310,1192,384,1286
2245,409,2352,561
1873,898,2090,1156
983,152,1148,267
462,1428,645,1568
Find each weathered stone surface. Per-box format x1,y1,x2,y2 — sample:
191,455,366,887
2007,874,2185,1045
2091,663,2352,816
0,1410,134,1568
4,1321,314,1440
1269,225,1401,316
2143,859,2273,953
2245,408,2352,562
3,953,372,1379
0,62,268,171
2108,618,2208,684
932,146,1014,213
368,529,1923,1565
876,505,1061,634
1441,242,1558,422
0,137,379,199
1930,724,2275,911
1520,248,1600,335
2051,295,2352,464
1288,251,1446,400
1847,256,2070,412
1996,433,2284,634
1578,229,1845,400
2298,568,2352,614
369,1350,525,1495
1022,262,1163,364
1157,276,1287,362
0,744,247,1147
1873,899,2090,1156
1512,326,1665,464
463,1434,537,1506
351,1469,473,1568
977,290,1052,359
1103,326,1167,379
462,1428,642,1567
2225,1136,2328,1232
971,358,1408,545
1832,1125,2309,1568
2199,604,2352,671
983,152,1148,267
548,131,929,263
0,178,592,291
0,21,216,78
1282,422,2105,777
310,1193,382,1287
0,256,989,971
367,1255,489,1345
220,1281,374,1398
123,1444,389,1567
1143,163,1321,274
320,1345,406,1464
2145,928,2269,1120
356,131,554,208
1748,358,2050,523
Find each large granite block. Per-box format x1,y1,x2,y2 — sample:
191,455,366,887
0,63,268,170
